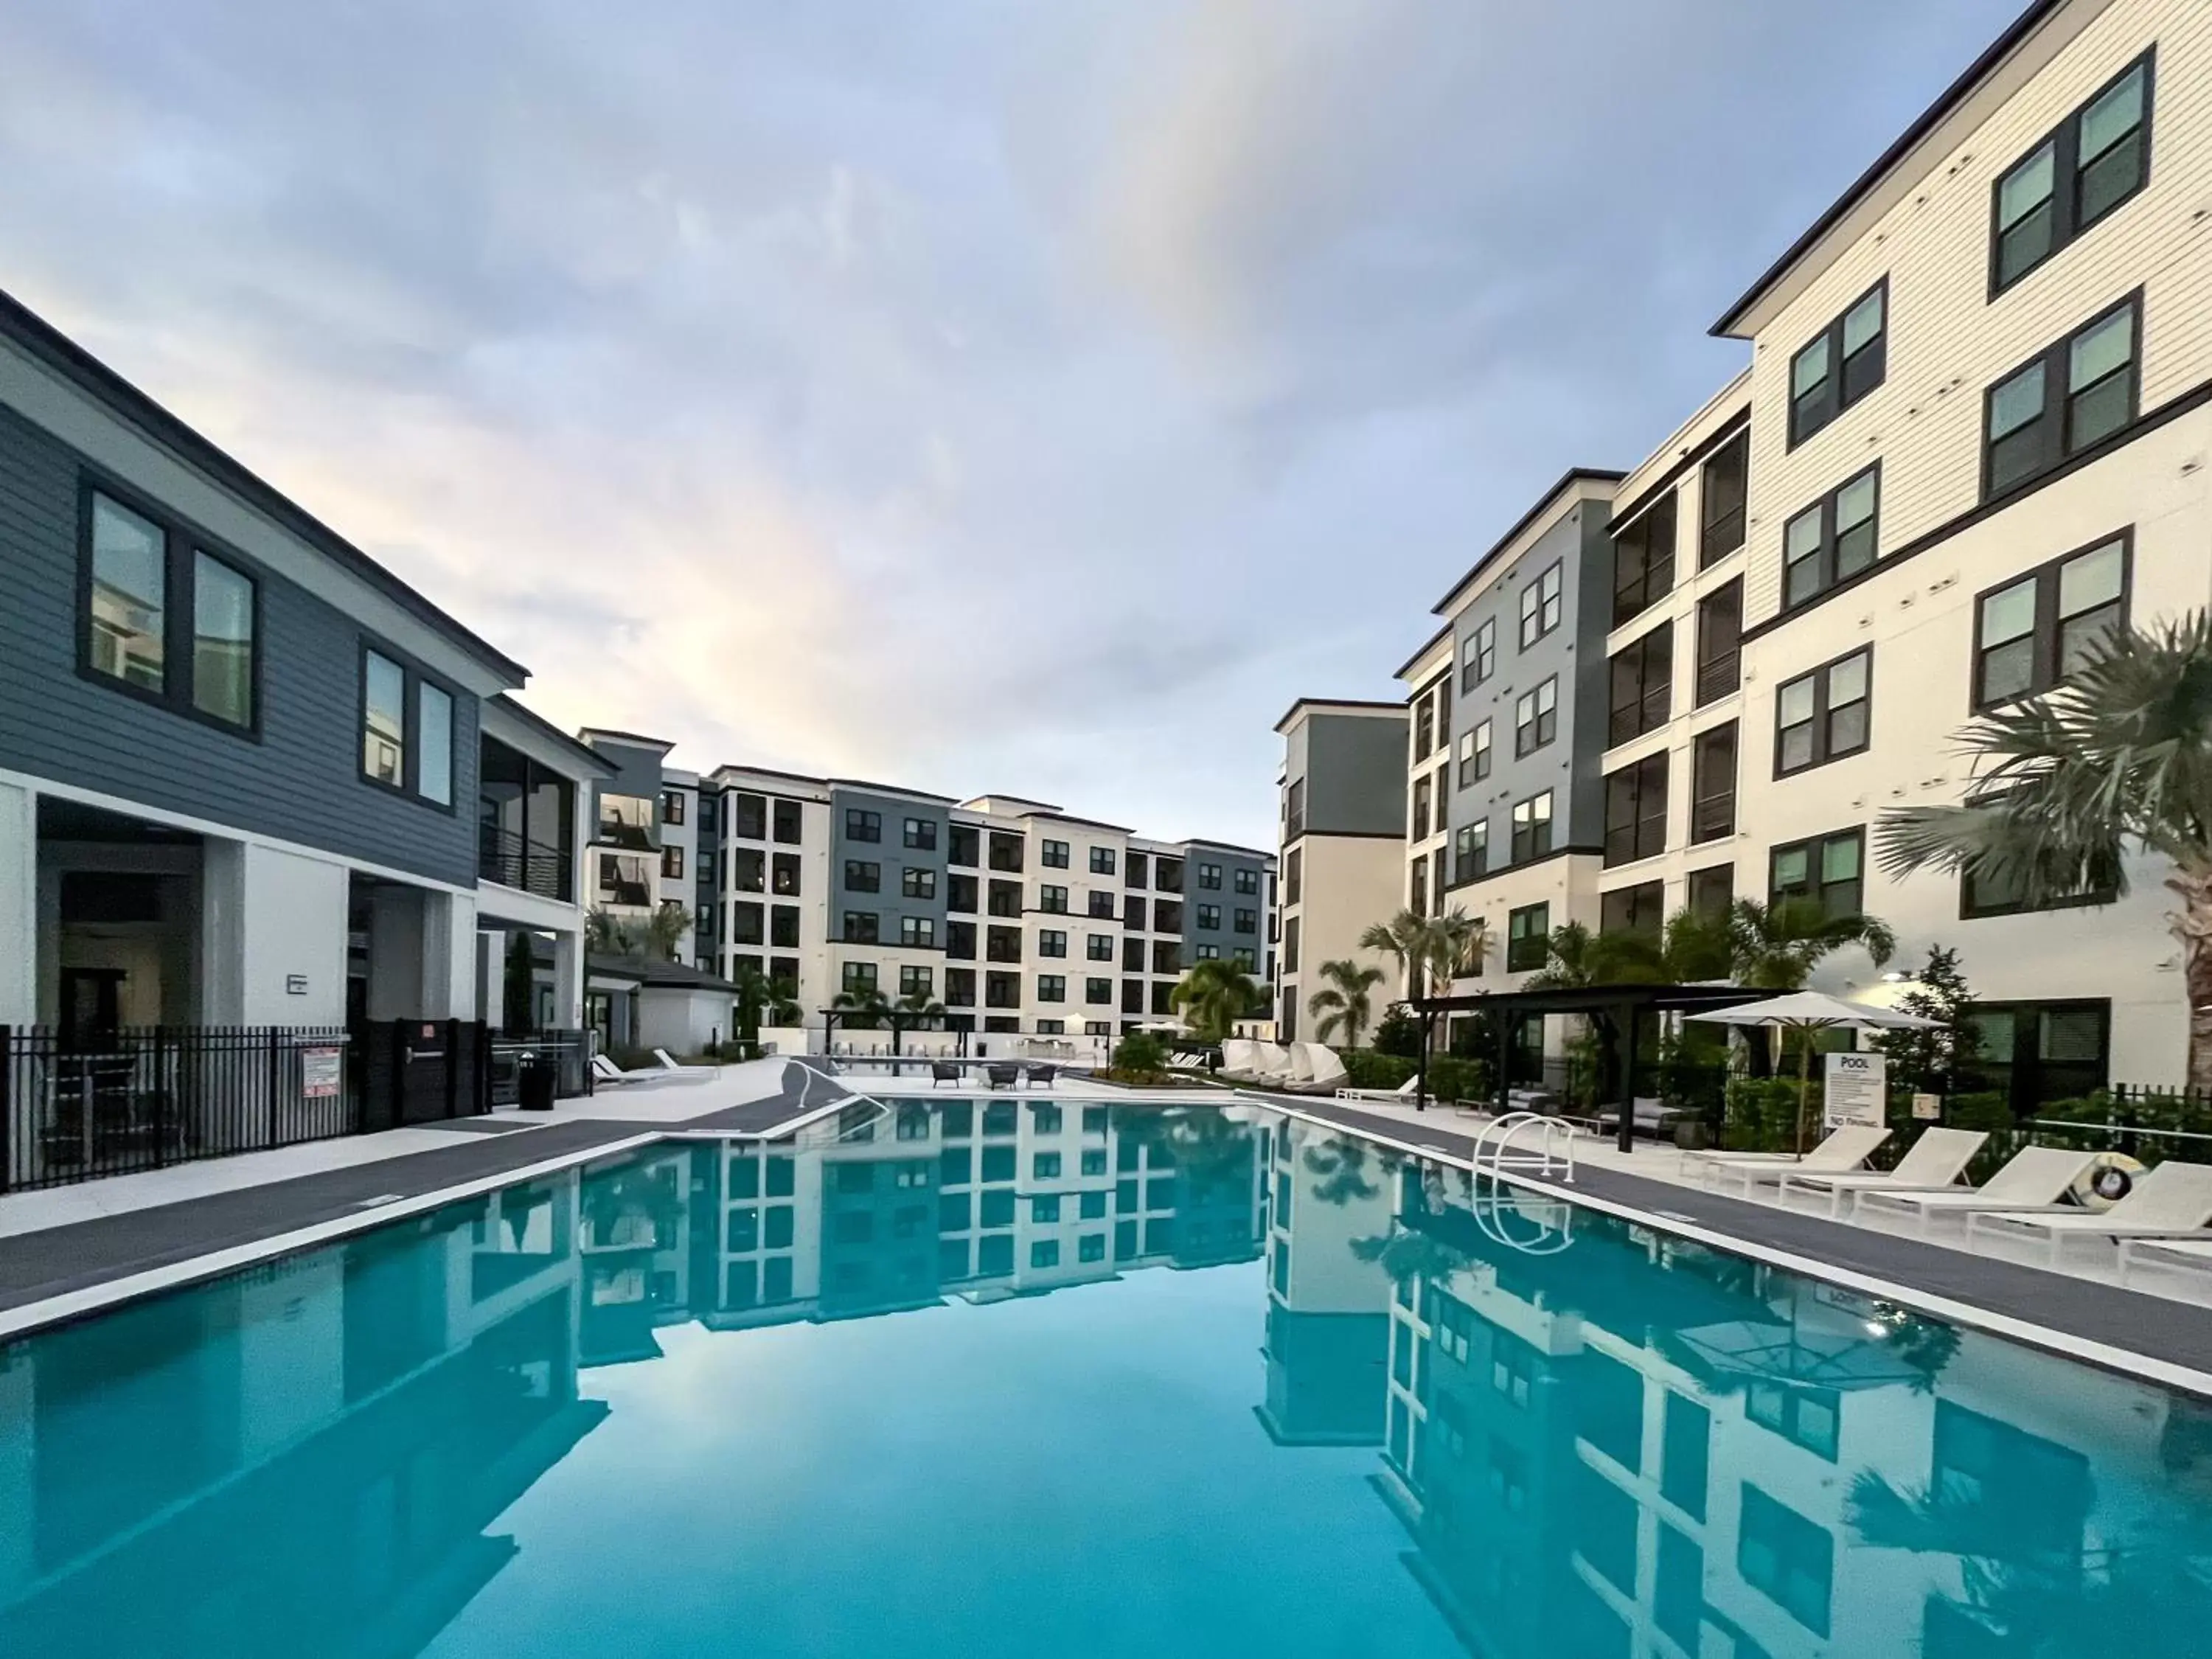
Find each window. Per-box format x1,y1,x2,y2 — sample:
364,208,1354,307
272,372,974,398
1039,929,1067,958
1700,429,1748,566
1283,849,1302,905
1738,1486,1834,1638
1770,827,1865,920
1696,580,1742,706
1961,848,2117,920
661,844,685,880
947,873,978,914
989,832,1025,872
1413,695,1436,761
362,650,407,787
1602,753,1668,867
1234,867,1258,895
949,823,979,866
947,920,976,960
900,964,933,998
732,793,767,839
772,799,803,844
1085,933,1113,961
985,972,1020,1009
1775,647,1871,776
844,860,881,893
1125,849,1150,888
85,492,169,693
1984,294,2140,499
987,926,1022,964
901,866,936,899
184,550,258,728
1782,464,1880,611
1090,846,1116,875
1612,494,1675,627
1456,720,1492,788
660,789,685,824
1608,624,1672,747
1039,884,1068,914
1509,792,1553,863
1691,722,1738,844
1408,856,1428,917
1040,838,1070,869
1153,900,1181,933
728,849,765,892
1196,903,1222,930
1992,52,2153,296
945,967,976,1006
771,905,799,947
1461,617,1496,691
1789,279,1887,447
902,816,936,850
1514,677,1558,757
1453,821,1487,886
1086,977,1113,1005
900,917,936,948
1233,909,1256,934
417,682,453,807
1506,903,1549,973
1601,881,1665,936
1975,531,2130,711
1197,863,1222,890
731,902,765,945
1155,858,1183,892
772,852,801,895
1519,561,1563,648
1688,863,1734,918
1411,775,1432,841
846,808,882,842
1281,918,1298,974
843,961,878,994
843,911,880,944
1037,974,1066,1004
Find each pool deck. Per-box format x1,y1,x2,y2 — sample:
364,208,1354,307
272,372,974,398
1266,1094,2212,1399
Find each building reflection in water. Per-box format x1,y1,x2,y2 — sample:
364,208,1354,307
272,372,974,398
1256,1111,2212,1659
0,1100,1265,1653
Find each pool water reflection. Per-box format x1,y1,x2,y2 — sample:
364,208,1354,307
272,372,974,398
1,1101,2209,1657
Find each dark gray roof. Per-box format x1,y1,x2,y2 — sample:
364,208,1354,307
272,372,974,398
587,953,740,992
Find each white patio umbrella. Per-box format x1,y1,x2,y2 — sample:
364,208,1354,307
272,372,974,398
1686,991,1940,1155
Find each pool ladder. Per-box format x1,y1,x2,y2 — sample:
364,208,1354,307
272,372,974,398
1468,1111,1577,1185
1470,1178,1576,1256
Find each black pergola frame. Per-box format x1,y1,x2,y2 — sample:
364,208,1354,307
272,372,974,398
1408,983,1770,1152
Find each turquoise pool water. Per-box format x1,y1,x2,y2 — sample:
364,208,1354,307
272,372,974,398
3,1101,2210,1657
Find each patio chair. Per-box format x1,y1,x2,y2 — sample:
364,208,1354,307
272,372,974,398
1336,1075,1422,1105
1774,1127,1989,1218
1964,1158,2212,1266
590,1053,651,1086
1217,1039,1262,1082
1682,1124,1891,1198
2119,1234,2212,1287
1024,1063,1059,1088
653,1048,713,1074
984,1062,1021,1089
1852,1144,2102,1234
1280,1043,1351,1095
931,1060,963,1087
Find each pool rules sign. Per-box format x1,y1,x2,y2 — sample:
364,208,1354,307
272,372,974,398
1823,1051,1886,1127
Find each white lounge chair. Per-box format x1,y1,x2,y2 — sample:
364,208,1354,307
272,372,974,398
591,1053,650,1085
653,1048,713,1074
1775,1127,1989,1218
2119,1234,2212,1287
1851,1144,2101,1234
1250,1042,1298,1088
1284,1043,1351,1095
1217,1038,1262,1082
1683,1124,1891,1198
1964,1159,2212,1266
1336,1075,1421,1105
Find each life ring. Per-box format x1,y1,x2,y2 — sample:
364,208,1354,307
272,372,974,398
2069,1152,2146,1212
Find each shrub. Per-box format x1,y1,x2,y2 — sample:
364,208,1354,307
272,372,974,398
1372,1005,1422,1058
1723,1078,1799,1152
1341,1050,1416,1091
1113,1032,1169,1075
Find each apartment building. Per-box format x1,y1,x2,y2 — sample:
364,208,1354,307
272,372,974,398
1287,0,2209,1094
0,285,604,1065
1273,699,1408,1037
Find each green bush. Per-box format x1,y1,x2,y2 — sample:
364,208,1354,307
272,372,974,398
1340,1050,1416,1090
1372,1006,1422,1058
1333,1048,1489,1103
1113,1032,1169,1075
1722,1078,1800,1152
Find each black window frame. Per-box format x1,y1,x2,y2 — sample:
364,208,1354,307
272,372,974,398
842,911,880,945
1509,790,1553,865
1506,902,1550,973
1981,290,2143,502
1233,908,1256,935
1413,695,1436,761
1038,928,1068,958
1696,580,1742,706
1451,820,1487,886
1611,493,1676,628
731,793,768,839
772,799,804,844
1038,883,1069,914
1768,827,1867,921
1698,430,1749,567
660,788,686,825
1787,276,1888,448
1688,863,1734,919
1037,974,1067,1004
771,852,801,895
1989,50,2155,299
1774,645,1873,779
845,807,882,843
948,823,980,867
1518,561,1563,650
1514,675,1559,758
1600,881,1665,937
1194,901,1222,930
1607,623,1673,748
1457,718,1492,789
1971,528,2132,712
1087,932,1115,961
901,865,937,900
1461,616,1497,692
1781,463,1882,613
1091,846,1116,875
902,815,938,850
355,637,461,813
1691,721,1738,845
844,859,882,894
1603,751,1669,868
1041,838,1071,869
1411,774,1432,842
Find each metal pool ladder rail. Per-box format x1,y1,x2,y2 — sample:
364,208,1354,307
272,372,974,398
1469,1112,1577,1184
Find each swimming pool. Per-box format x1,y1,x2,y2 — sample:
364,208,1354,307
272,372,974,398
2,1100,2208,1656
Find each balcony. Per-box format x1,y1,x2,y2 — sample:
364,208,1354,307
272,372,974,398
600,876,653,908
479,823,573,904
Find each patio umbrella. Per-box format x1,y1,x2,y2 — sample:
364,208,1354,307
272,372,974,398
1686,991,1939,1155
1671,1316,1924,1393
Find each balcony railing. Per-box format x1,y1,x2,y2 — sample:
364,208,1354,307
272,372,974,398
597,819,655,852
600,877,653,908
479,824,573,902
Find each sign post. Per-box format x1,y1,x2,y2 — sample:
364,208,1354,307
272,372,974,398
1823,1051,1886,1128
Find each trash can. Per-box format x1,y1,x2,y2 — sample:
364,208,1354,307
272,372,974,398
517,1050,557,1112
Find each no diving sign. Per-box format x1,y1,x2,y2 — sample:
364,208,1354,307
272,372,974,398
1824,1051,1886,1127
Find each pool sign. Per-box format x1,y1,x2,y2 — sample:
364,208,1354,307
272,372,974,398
1823,1051,1886,1127
301,1047,345,1100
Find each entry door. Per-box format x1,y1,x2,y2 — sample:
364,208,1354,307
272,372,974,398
58,968,124,1051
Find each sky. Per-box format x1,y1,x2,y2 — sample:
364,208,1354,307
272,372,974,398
0,0,2030,849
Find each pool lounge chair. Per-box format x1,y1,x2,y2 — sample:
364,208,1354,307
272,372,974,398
1282,1043,1351,1095
1217,1039,1263,1082
2119,1234,2212,1288
1251,1042,1299,1088
590,1053,650,1086
1851,1144,2103,1233
1963,1159,2212,1266
1775,1127,1989,1218
653,1048,712,1074
1682,1124,1891,1198
1336,1076,1421,1105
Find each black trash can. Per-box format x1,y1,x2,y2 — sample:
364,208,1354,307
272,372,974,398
517,1050,557,1112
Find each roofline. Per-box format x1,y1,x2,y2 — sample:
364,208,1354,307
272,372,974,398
1026,810,1135,835
828,777,960,806
0,285,531,686
1391,620,1455,684
487,696,616,776
704,762,830,789
577,727,678,754
1272,697,1406,735
1709,0,2070,336
1180,838,1275,860
1428,467,1627,617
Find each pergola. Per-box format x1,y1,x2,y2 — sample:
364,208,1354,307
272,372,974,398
1408,982,1770,1153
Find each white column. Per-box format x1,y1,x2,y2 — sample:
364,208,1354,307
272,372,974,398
0,782,34,1028
238,845,348,1026
552,928,583,1029
418,890,479,1021
198,837,248,1025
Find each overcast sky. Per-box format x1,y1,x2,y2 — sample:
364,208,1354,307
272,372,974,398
1,0,2027,847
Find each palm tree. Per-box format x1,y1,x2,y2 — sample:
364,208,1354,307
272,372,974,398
831,986,892,1029
1877,614,2212,1089
1170,958,1261,1040
1360,909,1433,999
731,964,804,1051
1725,897,1895,990
1307,959,1385,1048
894,990,947,1027
1429,909,1491,985
639,900,694,962
1523,919,1604,990
585,900,695,963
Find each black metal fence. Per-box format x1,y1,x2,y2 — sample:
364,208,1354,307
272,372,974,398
476,822,573,902
490,1029,596,1105
0,1025,356,1193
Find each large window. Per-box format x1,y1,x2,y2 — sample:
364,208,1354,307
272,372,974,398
1603,752,1668,867
1699,430,1748,566
1413,695,1436,761
190,552,256,727
1691,722,1738,844
1458,720,1492,788
1601,881,1664,937
1992,52,2153,296
844,860,881,893
86,492,168,693
1782,465,1879,611
1514,678,1558,757
1608,624,1672,748
1039,929,1067,958
1770,828,1865,920
732,793,768,839
1408,856,1427,917
417,683,453,807
1688,863,1733,918
1452,820,1487,886
1738,1485,1834,1638
1961,847,2116,920
1984,294,2140,499
842,911,880,944
362,650,407,788
903,816,938,850
1788,279,1887,448
902,866,937,899
1506,903,1550,973
1284,849,1301,905
1519,562,1562,648
846,807,882,843
1509,791,1553,864
1039,883,1069,914
1775,647,1871,776
1411,775,1432,841
772,852,801,894
1696,580,1742,706
1975,530,2129,709
1041,838,1071,869
1612,495,1675,627
1461,617,1496,691
83,490,264,734
773,799,804,844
